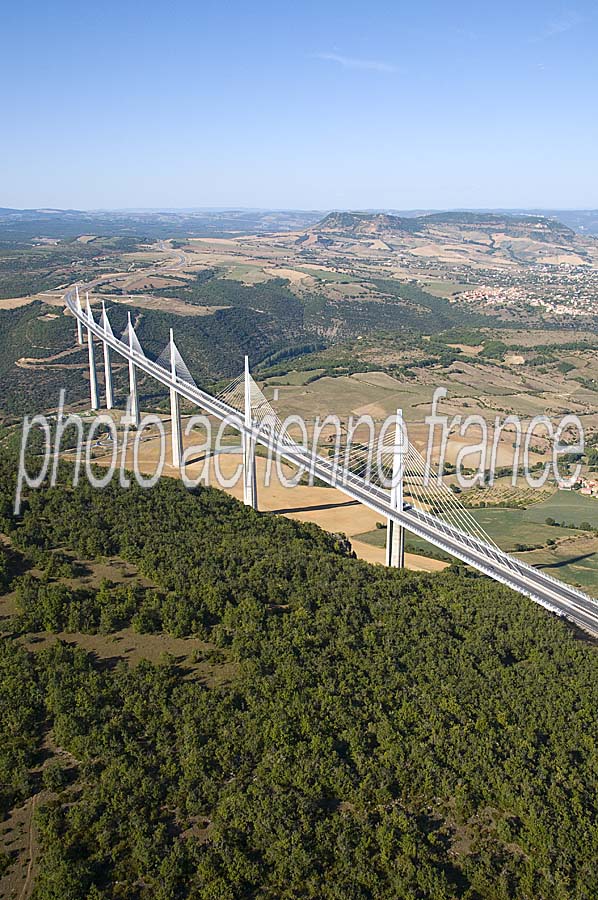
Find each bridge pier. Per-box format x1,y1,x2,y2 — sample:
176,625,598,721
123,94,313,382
386,519,405,568
243,355,257,509
103,341,114,410
386,407,405,568
85,295,99,411
127,311,140,427
169,329,183,468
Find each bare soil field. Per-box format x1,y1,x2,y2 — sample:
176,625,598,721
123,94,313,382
447,343,483,355
504,329,598,347
260,371,548,469
122,275,189,291
262,266,312,285
105,295,225,316
0,296,39,309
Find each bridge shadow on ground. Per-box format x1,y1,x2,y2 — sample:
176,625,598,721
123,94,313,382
269,499,360,515
537,551,597,570
184,449,241,466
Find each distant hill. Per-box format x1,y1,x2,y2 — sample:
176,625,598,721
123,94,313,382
314,211,424,235
0,208,324,242
505,209,598,236
295,232,334,248
421,210,572,230
311,210,576,241
343,209,598,236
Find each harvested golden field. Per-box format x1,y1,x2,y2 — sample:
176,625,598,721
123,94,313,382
105,295,226,316
0,295,38,309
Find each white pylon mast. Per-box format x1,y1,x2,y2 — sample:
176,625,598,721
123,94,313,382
101,300,114,410
127,311,139,427
243,355,257,508
85,293,99,411
75,285,83,345
169,328,183,468
386,407,405,568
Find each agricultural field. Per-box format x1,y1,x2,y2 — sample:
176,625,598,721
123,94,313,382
356,509,572,555
356,501,598,595
524,491,598,529
460,479,554,509
513,536,598,592
470,508,575,549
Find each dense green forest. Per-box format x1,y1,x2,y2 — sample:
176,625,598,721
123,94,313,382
0,451,597,898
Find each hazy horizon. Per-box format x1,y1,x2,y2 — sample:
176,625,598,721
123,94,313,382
3,205,598,214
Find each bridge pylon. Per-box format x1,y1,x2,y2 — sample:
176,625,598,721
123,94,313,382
243,355,257,509
75,285,83,345
126,311,140,427
169,329,183,468
386,407,405,568
101,301,114,410
85,293,99,411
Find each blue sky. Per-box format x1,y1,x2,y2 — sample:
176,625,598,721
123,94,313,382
1,0,596,209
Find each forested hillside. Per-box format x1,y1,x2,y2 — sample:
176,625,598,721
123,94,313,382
1,453,597,898
0,298,309,415
0,265,494,417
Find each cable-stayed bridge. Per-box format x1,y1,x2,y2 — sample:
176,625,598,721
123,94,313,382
65,285,598,637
